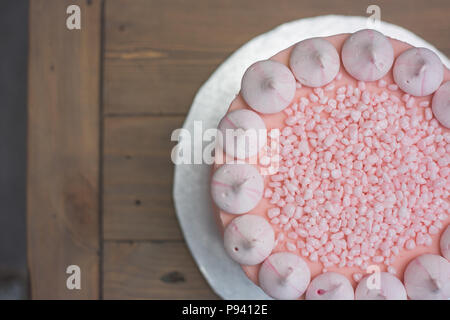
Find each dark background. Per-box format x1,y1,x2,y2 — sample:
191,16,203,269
0,0,29,299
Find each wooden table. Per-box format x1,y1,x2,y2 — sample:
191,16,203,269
27,0,449,299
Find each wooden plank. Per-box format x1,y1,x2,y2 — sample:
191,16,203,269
103,0,450,115
103,116,184,240
27,0,101,299
103,241,218,299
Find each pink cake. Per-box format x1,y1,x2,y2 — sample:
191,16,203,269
211,30,450,300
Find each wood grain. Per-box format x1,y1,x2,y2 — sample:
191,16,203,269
102,115,218,297
27,0,101,299
103,0,450,116
103,116,184,240
103,241,218,299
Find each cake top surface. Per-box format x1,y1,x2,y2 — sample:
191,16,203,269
211,30,450,299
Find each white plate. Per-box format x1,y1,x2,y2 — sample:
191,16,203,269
172,15,449,300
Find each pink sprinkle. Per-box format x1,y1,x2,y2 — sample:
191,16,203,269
255,80,449,273
283,204,296,217
424,108,433,121
288,232,298,240
310,252,318,262
284,108,293,116
279,215,289,224
297,239,305,248
373,256,384,263
423,234,432,246
328,99,337,108
267,207,280,218
264,189,273,198
378,79,387,88
337,86,346,94
309,93,319,102
388,84,398,91
406,97,415,108
297,228,308,238
286,242,296,251
351,110,361,122
428,225,439,234
362,91,370,104
405,239,416,250
387,266,397,275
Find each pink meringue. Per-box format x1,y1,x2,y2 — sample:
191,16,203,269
217,109,267,159
224,215,275,265
355,272,407,300
404,254,450,300
306,272,354,300
431,81,450,128
289,37,340,87
342,29,394,81
393,47,443,96
241,60,296,114
441,225,450,260
258,252,310,300
211,164,264,214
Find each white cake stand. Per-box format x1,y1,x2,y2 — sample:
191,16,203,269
172,15,449,300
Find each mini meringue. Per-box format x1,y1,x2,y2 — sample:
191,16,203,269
241,60,296,114
404,254,450,300
393,47,443,96
211,164,264,214
224,214,275,265
289,37,340,87
258,252,310,300
342,29,394,81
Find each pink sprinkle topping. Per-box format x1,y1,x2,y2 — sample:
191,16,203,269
388,84,398,91
265,77,450,271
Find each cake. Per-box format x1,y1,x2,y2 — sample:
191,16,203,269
211,29,450,300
